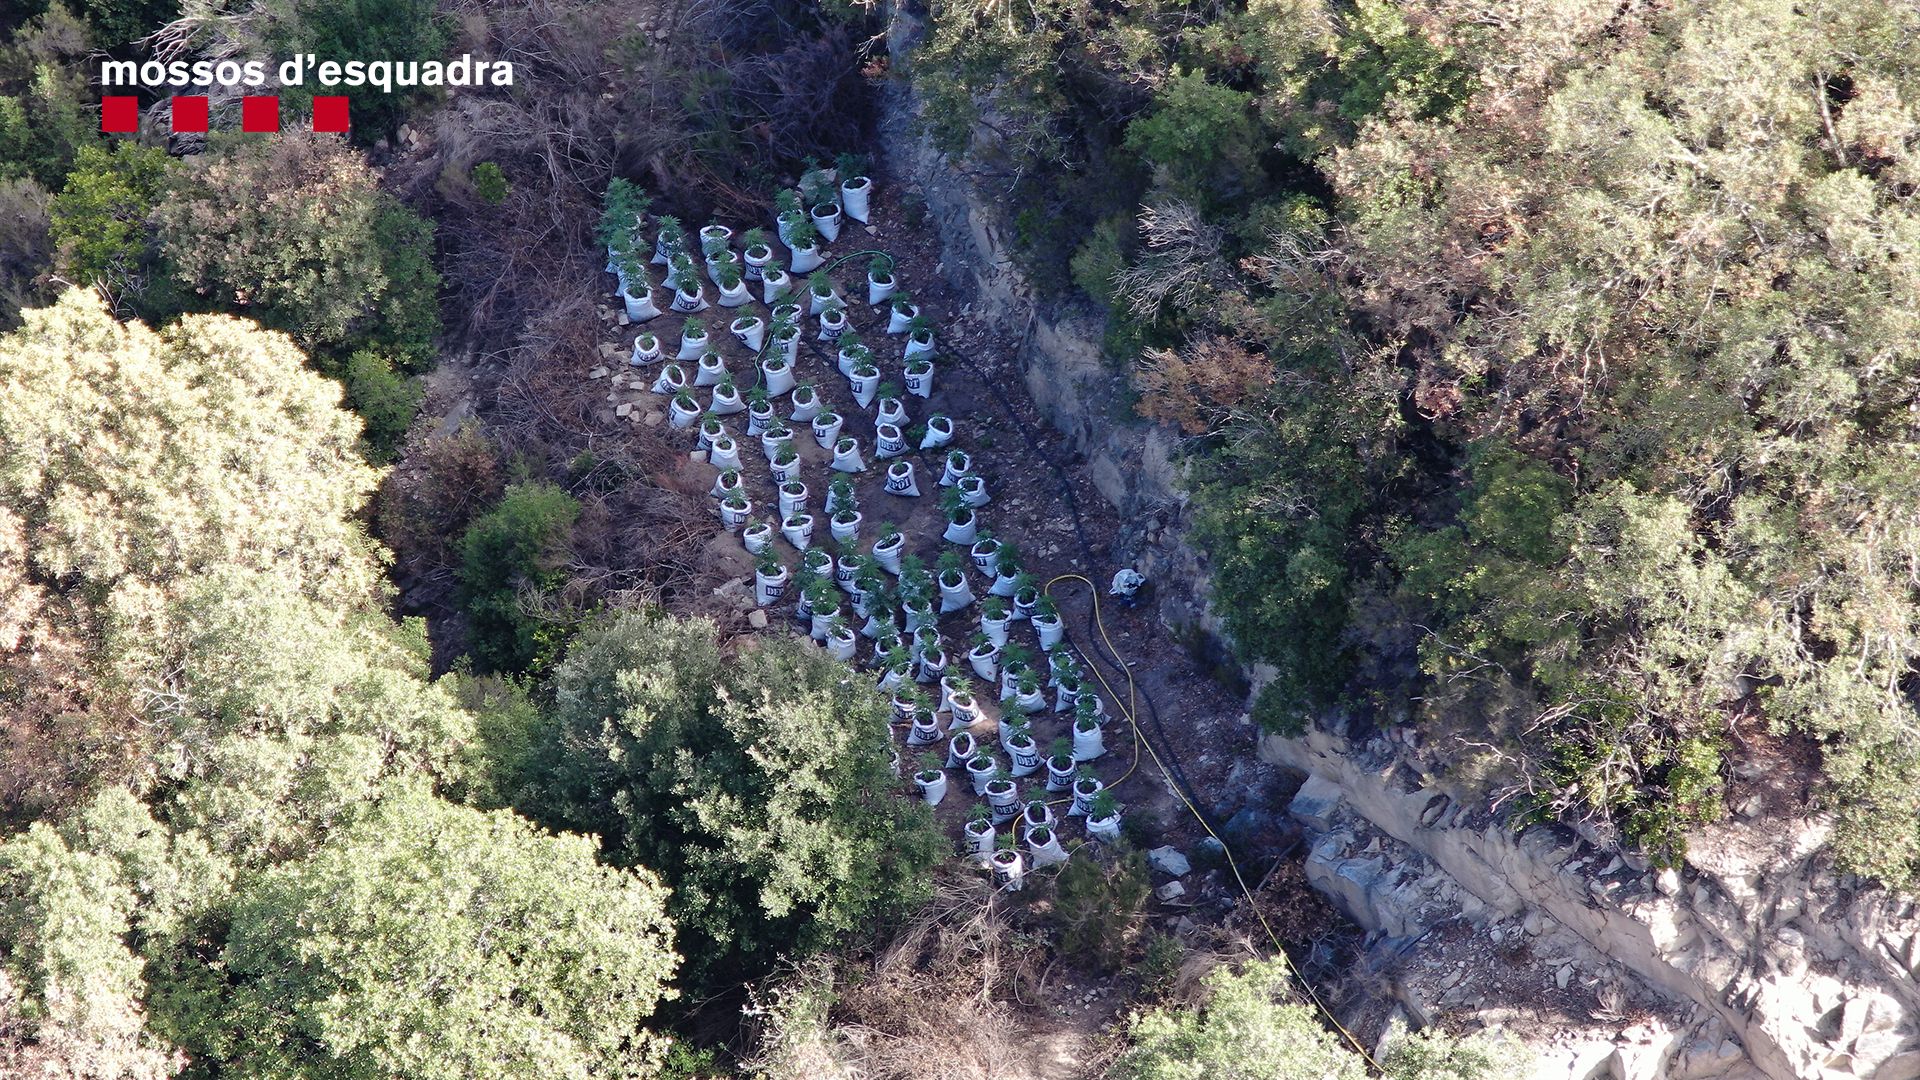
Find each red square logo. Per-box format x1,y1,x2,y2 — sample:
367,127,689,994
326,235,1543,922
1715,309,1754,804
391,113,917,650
171,96,208,133
241,95,280,133
312,96,350,133
101,96,138,133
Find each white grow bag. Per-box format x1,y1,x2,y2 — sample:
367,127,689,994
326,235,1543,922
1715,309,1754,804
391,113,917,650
841,176,872,222
938,572,975,614
730,316,765,352
1025,826,1069,868
883,462,920,497
914,770,947,806
754,566,789,607
812,413,844,450
830,438,866,474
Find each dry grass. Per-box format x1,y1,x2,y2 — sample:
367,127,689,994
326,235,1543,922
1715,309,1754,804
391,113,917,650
745,869,1119,1080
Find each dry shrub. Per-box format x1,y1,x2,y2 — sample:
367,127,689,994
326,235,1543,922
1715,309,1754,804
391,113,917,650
376,420,504,575
745,871,1065,1080
1112,200,1229,322
1134,333,1273,435
361,0,879,625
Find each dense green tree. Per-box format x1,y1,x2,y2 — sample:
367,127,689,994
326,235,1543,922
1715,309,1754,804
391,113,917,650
456,482,582,674
0,288,381,626
0,289,391,817
1114,959,1523,1080
266,0,451,140
119,566,474,865
198,786,677,1080
1123,71,1265,207
0,291,465,864
49,141,174,299
541,611,942,989
446,671,545,811
152,132,438,354
0,5,95,189
75,0,180,47
340,349,423,462
0,821,182,1078
1112,960,1366,1080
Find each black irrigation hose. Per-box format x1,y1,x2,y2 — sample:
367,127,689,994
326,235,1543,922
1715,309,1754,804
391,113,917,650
793,298,1218,834
929,329,1222,837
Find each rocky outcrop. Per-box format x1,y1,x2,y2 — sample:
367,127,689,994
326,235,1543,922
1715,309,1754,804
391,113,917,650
1266,725,1920,1080
875,17,1233,675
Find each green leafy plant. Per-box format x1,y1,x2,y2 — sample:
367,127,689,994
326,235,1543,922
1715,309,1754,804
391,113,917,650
457,483,582,674
471,161,510,204
1089,789,1118,819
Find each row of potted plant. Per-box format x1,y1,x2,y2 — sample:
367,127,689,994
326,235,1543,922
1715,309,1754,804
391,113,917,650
914,753,1122,887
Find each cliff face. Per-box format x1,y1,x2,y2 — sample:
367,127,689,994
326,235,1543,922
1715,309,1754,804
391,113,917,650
1267,727,1920,1080
878,11,1920,1080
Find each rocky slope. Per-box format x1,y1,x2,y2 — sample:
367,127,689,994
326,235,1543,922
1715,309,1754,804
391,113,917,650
1269,726,1920,1080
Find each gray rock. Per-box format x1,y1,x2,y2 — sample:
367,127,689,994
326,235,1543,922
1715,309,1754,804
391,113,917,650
1155,881,1187,903
1290,774,1344,831
1148,846,1191,877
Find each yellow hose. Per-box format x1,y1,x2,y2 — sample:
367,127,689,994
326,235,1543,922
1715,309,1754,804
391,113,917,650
1043,573,1384,1074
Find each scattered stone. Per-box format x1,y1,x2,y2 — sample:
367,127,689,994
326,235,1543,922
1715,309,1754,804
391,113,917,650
1155,881,1187,903
689,450,708,463
643,411,663,427
1734,794,1764,819
747,609,769,629
1148,846,1191,877
617,312,630,326
599,343,616,357
1555,963,1575,990
616,403,633,418
865,225,878,235
1655,868,1682,896
588,366,609,379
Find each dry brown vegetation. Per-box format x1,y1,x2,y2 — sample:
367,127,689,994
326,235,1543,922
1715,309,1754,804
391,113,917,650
745,871,1132,1080
1133,333,1274,436
373,0,885,634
